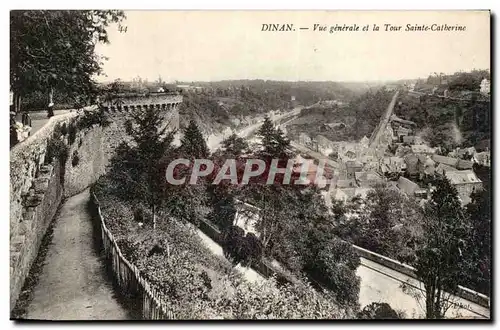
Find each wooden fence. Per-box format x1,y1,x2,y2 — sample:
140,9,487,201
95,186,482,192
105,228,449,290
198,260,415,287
90,192,175,320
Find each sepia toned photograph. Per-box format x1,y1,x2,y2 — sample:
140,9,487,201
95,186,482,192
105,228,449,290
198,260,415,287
9,10,491,320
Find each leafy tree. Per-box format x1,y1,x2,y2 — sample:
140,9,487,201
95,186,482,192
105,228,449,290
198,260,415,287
305,237,360,308
357,302,401,319
241,233,263,267
240,184,361,307
242,185,299,253
447,71,489,92
409,175,475,319
300,198,361,308
179,119,210,158
10,10,125,112
332,184,424,264
466,176,491,295
206,172,238,230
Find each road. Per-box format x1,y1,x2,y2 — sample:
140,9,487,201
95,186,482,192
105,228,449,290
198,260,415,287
23,190,131,320
207,107,302,151
368,90,399,148
358,258,489,319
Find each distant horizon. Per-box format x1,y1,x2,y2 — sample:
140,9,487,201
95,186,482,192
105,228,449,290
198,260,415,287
95,67,490,85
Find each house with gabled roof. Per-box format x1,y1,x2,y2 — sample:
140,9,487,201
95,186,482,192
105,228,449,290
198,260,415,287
435,163,457,175
355,171,384,188
445,170,483,205
457,159,474,170
397,176,420,196
345,160,363,179
473,151,491,167
411,144,436,154
432,154,459,167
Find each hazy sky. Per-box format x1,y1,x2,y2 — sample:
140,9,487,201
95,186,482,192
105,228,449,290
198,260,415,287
95,10,490,83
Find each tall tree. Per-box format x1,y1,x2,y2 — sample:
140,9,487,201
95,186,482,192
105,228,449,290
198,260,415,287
10,10,125,112
257,116,291,158
220,133,249,158
408,175,475,319
179,119,210,158
118,107,175,229
466,177,491,295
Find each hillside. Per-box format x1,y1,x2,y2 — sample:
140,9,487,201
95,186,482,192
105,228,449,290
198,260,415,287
177,80,370,136
395,70,491,153
286,88,394,142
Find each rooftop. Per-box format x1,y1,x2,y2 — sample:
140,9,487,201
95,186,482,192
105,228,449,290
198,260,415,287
397,176,420,195
355,171,382,182
411,144,435,154
336,179,358,189
346,160,363,168
432,154,459,167
435,163,457,175
457,159,474,170
445,170,482,185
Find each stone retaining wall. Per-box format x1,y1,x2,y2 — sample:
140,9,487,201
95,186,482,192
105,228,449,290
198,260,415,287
10,162,63,311
352,244,490,309
10,103,180,312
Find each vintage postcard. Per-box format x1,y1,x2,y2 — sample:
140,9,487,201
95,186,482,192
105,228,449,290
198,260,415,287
9,10,490,320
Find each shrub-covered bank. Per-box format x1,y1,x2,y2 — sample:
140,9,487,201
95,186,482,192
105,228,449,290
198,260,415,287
92,177,353,319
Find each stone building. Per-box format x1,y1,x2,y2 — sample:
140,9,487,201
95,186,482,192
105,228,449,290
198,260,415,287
345,160,363,179
435,163,457,175
397,176,420,196
480,78,490,96
473,151,491,167
445,170,483,205
355,171,384,188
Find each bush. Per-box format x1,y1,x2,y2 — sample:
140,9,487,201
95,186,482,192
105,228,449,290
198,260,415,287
52,123,63,140
68,123,77,145
223,225,246,264
45,137,69,184
45,138,68,164
240,233,263,267
77,108,111,130
133,206,146,224
71,150,79,167
357,302,401,319
60,122,68,136
305,238,360,308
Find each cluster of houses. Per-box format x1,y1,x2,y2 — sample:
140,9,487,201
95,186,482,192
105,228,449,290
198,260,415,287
296,112,490,206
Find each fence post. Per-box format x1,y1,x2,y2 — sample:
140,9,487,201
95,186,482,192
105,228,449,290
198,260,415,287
92,193,174,320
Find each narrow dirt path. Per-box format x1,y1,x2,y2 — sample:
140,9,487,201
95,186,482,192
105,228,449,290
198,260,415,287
23,189,131,320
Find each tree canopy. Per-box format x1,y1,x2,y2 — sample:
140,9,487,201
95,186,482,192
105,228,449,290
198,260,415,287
10,10,125,110
179,119,210,159
410,175,475,319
